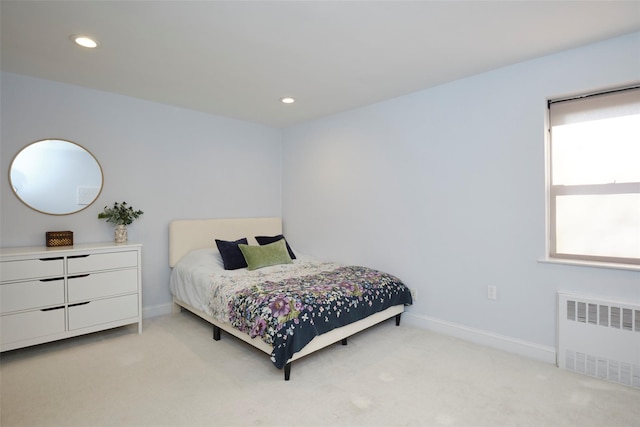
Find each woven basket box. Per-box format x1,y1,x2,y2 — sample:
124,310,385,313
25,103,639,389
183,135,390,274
46,231,73,247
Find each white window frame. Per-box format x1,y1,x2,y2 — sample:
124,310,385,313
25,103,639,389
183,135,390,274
546,85,640,267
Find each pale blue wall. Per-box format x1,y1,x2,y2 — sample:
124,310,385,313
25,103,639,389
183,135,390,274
1,72,282,311
281,32,640,352
2,32,638,358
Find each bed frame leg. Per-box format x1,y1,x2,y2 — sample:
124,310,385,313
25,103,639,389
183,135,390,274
395,313,402,326
341,338,348,345
284,363,291,381
213,325,221,341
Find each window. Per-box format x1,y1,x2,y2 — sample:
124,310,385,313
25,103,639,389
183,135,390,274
548,86,640,265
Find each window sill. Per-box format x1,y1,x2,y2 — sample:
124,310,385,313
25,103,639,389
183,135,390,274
538,258,640,272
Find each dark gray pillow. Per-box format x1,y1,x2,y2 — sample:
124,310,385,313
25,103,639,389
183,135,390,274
215,238,249,270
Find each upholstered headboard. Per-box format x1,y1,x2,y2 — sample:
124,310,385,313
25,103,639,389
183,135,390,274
168,217,282,267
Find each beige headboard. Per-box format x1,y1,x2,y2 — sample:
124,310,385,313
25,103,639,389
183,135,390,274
169,217,282,267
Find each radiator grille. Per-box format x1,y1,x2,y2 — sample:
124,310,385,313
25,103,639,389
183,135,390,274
558,293,640,389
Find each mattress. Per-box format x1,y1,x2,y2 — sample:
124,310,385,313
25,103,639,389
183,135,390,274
169,248,412,368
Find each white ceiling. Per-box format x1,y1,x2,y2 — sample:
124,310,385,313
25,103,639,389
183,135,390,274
2,1,639,128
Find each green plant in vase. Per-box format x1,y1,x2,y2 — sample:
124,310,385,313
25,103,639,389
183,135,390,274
98,202,143,243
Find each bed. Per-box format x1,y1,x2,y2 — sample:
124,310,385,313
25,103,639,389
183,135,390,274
169,217,412,380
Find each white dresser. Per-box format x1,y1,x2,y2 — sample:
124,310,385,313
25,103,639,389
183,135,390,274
0,242,142,352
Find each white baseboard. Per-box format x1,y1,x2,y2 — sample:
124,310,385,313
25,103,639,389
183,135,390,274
141,304,557,364
142,303,174,319
404,312,557,365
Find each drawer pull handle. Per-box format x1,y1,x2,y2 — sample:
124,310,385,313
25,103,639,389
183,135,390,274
41,306,65,312
68,255,90,259
68,274,90,279
39,257,63,261
40,277,64,282
69,301,90,307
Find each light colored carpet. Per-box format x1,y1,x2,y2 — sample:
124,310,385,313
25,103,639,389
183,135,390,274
1,311,639,427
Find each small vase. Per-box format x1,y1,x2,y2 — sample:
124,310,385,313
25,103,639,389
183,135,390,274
114,225,128,243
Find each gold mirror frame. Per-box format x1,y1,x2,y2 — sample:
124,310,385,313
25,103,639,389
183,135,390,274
9,139,104,215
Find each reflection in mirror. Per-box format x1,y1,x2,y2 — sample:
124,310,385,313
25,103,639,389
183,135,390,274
9,139,103,215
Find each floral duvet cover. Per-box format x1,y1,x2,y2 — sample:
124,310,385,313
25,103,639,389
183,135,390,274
219,261,413,369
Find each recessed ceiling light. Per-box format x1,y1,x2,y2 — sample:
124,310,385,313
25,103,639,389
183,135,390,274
280,97,295,104
71,35,98,49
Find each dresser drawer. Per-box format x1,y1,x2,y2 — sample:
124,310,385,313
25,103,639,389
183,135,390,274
67,269,138,302
1,308,66,345
68,294,138,330
1,258,64,282
67,251,138,274
0,278,65,313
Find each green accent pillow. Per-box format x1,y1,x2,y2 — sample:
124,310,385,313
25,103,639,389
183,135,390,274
238,239,293,270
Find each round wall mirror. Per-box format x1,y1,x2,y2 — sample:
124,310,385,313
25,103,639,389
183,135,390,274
9,139,103,215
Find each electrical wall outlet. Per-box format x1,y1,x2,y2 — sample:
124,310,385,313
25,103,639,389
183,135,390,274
410,288,417,301
487,285,497,300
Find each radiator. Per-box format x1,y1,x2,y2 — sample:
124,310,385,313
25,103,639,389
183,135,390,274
557,293,640,389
